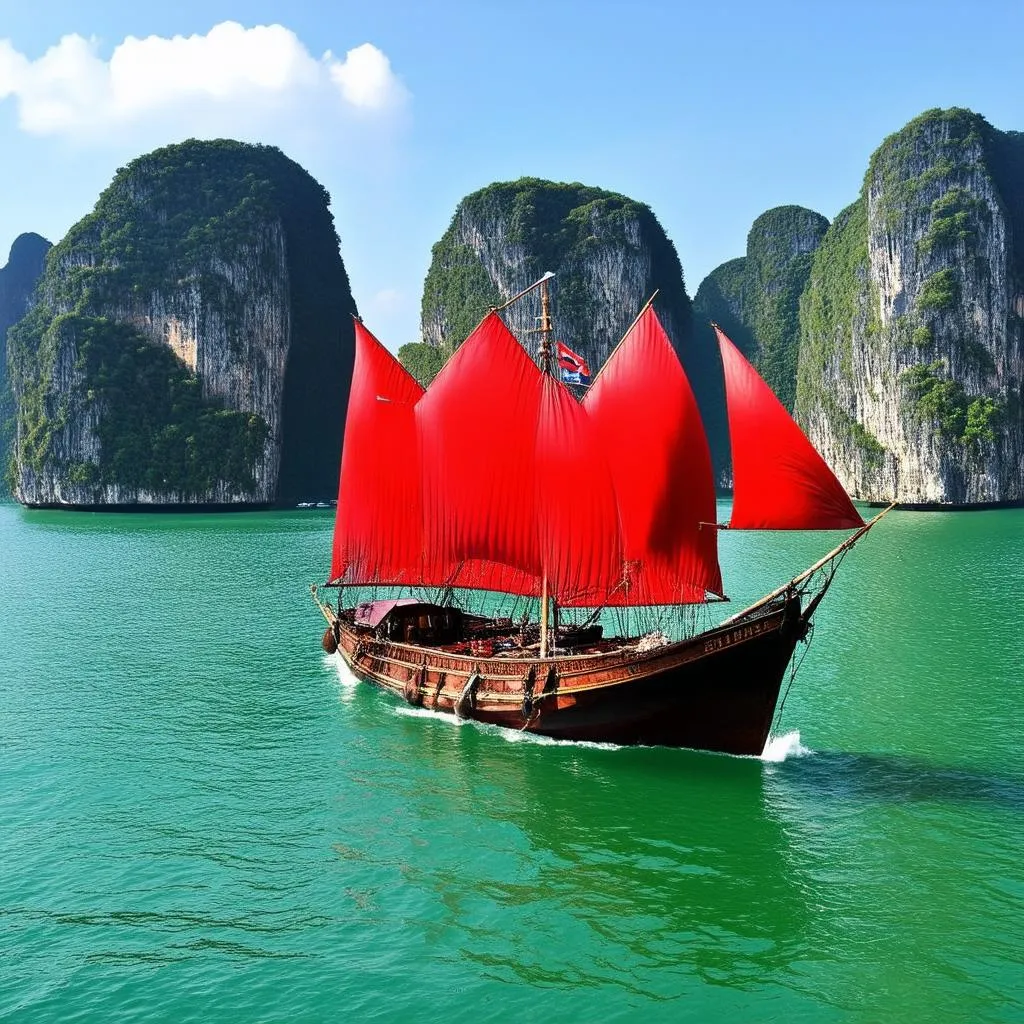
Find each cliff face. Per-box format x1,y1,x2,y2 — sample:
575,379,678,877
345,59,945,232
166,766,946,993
416,178,725,470
0,234,50,341
0,233,51,482
693,206,829,409
7,140,355,508
693,258,752,353
797,109,1024,504
744,207,830,410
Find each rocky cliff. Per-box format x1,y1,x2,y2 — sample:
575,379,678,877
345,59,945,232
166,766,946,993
797,109,1024,505
414,178,727,471
7,139,355,508
0,233,51,483
694,206,829,410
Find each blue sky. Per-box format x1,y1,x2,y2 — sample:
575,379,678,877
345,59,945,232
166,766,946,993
1,0,1022,348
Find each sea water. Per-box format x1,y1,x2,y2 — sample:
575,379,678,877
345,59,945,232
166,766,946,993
1,502,1022,1022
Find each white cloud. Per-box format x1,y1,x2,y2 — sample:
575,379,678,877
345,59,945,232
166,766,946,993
0,22,408,140
329,43,406,111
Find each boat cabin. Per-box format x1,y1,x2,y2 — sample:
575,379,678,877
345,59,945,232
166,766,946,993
354,599,464,645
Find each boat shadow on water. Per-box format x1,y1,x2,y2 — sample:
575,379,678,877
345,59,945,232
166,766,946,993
769,749,1024,813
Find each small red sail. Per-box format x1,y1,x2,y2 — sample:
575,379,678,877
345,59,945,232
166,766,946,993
715,325,864,530
331,321,425,585
583,307,723,604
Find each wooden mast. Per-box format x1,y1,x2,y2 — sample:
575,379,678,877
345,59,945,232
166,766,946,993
538,272,554,373
495,270,560,657
538,273,554,658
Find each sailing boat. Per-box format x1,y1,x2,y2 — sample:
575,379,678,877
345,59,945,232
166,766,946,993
312,275,890,755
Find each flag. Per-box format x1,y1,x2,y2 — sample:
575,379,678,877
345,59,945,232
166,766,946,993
556,341,591,385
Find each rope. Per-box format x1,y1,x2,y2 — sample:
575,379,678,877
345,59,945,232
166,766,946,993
772,620,814,735
519,708,540,731
769,540,854,735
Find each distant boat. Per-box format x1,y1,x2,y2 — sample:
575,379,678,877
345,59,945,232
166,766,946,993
297,502,314,509
312,275,891,755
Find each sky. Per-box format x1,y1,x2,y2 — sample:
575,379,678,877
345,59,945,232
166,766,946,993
1,0,1022,349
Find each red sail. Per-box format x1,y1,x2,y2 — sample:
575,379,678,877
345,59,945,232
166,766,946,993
536,374,624,604
583,307,723,604
417,312,544,596
715,326,864,530
330,321,425,585
416,311,625,603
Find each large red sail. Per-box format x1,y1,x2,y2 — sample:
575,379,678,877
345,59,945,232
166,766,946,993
536,374,624,604
583,307,723,604
415,311,625,603
715,325,864,530
333,310,742,606
331,321,425,585
416,312,544,596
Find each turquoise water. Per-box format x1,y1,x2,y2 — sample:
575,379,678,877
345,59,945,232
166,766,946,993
1,502,1022,1022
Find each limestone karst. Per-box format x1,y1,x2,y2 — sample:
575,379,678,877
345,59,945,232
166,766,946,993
7,140,355,507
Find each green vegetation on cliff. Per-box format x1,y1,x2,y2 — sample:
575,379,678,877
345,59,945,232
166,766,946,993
396,342,446,387
693,257,754,355
917,268,959,312
6,305,57,478
745,206,830,409
420,243,501,354
79,318,268,493
1,233,51,489
847,417,887,469
918,188,984,257
902,360,1001,448
867,108,987,228
796,199,869,413
55,140,316,306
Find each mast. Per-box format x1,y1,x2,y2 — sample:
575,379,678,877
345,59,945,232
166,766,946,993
539,572,550,658
538,272,554,657
538,271,554,376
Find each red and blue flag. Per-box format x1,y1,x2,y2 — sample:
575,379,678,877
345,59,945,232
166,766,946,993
556,341,591,385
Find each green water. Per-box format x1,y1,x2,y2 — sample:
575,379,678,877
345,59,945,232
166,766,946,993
1,502,1022,1022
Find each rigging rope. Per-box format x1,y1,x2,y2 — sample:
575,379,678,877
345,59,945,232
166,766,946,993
772,619,814,735
770,545,852,736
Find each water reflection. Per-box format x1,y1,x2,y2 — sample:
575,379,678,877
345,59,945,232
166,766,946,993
329,685,816,1000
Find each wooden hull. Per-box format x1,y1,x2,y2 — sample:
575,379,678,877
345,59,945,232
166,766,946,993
330,597,806,756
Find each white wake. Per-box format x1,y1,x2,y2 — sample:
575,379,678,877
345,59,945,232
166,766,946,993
760,730,812,762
